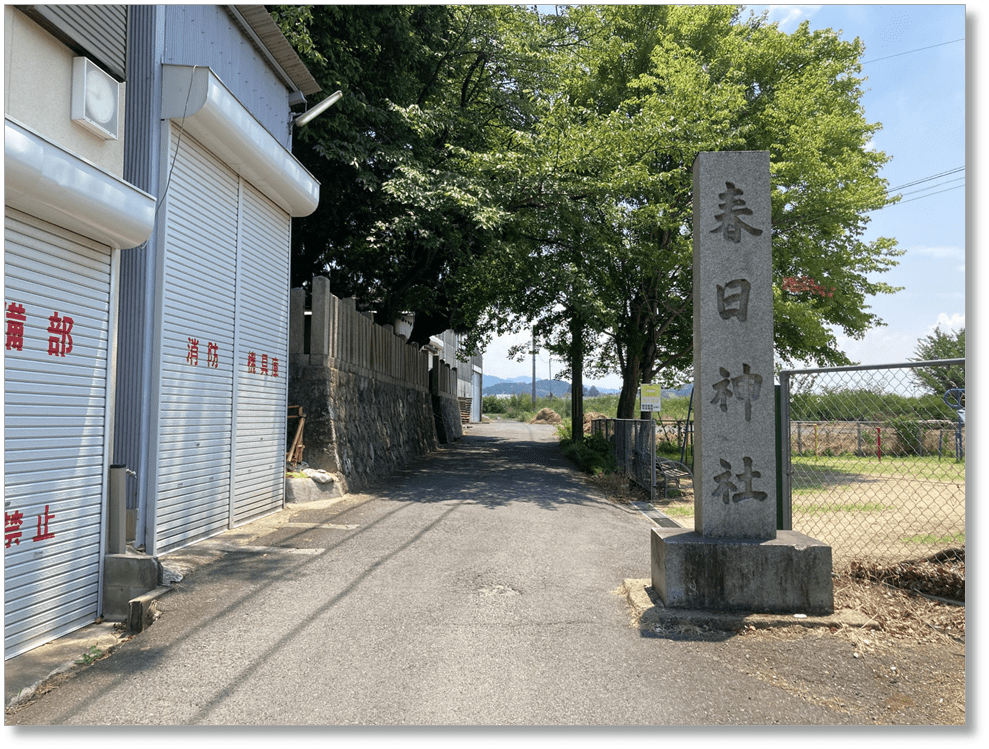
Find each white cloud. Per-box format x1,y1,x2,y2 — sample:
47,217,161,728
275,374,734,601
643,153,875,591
749,5,822,33
831,327,918,367
931,312,965,333
911,245,965,261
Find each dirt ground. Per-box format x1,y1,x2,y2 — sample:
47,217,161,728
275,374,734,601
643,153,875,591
592,472,967,725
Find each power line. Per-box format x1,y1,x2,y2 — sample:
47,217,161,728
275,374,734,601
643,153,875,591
861,38,964,65
876,166,965,209
888,184,964,206
897,176,964,198
886,166,964,193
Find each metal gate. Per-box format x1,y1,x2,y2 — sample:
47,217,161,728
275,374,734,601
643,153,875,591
3,209,112,658
590,418,657,501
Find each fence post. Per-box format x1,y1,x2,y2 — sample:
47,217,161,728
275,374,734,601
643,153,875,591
289,287,306,355
311,275,331,357
650,421,657,503
777,372,793,531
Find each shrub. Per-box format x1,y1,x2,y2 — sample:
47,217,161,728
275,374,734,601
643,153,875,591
482,395,507,414
890,416,924,457
557,422,616,475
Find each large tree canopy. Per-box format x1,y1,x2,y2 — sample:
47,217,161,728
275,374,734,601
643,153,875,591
272,4,546,344
274,5,901,415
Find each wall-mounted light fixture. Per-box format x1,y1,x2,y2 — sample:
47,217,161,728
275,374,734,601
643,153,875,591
293,90,343,128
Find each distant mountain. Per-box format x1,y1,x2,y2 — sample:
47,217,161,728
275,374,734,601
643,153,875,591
483,378,620,397
481,375,533,388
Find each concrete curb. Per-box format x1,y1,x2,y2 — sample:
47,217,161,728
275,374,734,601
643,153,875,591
629,501,684,528
5,624,129,709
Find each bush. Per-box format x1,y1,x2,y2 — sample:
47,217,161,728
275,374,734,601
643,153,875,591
890,416,924,457
557,422,616,476
482,395,507,414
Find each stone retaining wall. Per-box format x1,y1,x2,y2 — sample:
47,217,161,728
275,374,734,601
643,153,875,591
288,358,441,491
288,276,464,492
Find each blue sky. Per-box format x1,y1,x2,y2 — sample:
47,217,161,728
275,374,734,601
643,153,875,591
482,4,969,388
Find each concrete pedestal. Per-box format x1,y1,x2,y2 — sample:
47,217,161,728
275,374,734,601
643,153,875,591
650,527,833,615
103,550,162,621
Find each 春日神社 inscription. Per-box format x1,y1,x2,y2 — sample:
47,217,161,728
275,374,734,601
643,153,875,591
692,152,776,539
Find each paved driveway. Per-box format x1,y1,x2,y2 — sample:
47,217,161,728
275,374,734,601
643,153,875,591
7,421,859,725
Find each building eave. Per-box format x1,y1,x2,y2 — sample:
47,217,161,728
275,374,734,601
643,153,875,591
225,5,321,97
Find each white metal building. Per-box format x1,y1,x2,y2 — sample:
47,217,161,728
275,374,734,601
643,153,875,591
4,5,156,658
115,6,321,556
4,4,321,658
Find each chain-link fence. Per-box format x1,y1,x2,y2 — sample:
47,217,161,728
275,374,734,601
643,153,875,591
779,359,965,566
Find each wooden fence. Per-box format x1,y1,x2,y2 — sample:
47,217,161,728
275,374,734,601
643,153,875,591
290,276,455,397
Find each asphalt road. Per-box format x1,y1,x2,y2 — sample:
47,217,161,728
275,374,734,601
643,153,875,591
6,421,861,726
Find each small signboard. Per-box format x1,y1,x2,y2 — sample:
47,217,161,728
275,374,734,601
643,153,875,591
640,384,663,412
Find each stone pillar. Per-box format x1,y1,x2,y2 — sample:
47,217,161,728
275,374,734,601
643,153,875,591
311,276,331,357
693,150,776,540
289,287,306,355
650,151,833,615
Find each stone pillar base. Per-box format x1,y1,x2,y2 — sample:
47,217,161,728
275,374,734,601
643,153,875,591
650,527,833,615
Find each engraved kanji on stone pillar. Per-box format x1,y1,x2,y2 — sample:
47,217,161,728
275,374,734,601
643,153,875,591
692,151,777,540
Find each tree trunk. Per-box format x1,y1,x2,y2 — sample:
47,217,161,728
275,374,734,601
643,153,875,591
617,353,641,420
569,315,584,444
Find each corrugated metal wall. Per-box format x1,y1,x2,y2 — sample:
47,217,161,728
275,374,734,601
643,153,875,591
3,209,111,658
21,4,128,80
162,5,291,148
115,4,163,519
119,5,300,550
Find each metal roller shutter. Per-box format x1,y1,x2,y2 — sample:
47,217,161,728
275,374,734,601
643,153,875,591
3,208,111,659
232,184,290,524
153,125,291,552
154,129,238,553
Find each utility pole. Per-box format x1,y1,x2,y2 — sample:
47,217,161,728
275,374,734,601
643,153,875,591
531,331,537,408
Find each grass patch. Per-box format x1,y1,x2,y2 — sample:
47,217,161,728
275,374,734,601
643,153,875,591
791,454,965,483
75,646,104,666
794,501,891,515
660,505,694,517
486,393,693,423
900,532,966,545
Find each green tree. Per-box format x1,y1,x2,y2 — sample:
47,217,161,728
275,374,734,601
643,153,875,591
271,4,544,344
911,325,965,395
564,5,901,417
275,6,902,420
